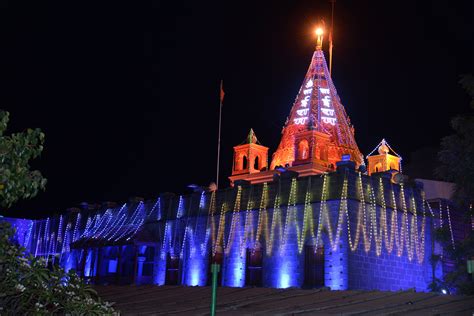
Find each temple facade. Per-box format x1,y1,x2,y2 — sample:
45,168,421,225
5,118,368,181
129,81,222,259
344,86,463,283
6,34,462,292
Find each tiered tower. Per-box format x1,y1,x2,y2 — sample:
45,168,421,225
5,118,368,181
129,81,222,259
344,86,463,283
230,28,362,185
270,28,362,175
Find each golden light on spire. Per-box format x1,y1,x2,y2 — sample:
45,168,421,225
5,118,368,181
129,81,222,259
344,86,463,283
315,26,324,50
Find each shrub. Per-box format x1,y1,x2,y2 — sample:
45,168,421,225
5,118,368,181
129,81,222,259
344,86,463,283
0,220,117,315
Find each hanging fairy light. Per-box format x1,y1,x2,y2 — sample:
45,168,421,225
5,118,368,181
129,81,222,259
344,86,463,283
378,177,394,254
368,181,382,256
225,186,242,255
315,174,328,248
357,173,371,252
213,203,227,256
298,178,315,253
446,203,456,250
267,189,282,256
280,178,300,254
241,186,255,256
256,182,269,248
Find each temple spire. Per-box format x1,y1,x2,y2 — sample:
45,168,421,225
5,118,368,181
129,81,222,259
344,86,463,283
270,32,362,173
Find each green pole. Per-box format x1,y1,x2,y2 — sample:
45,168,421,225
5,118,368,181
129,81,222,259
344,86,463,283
210,263,220,316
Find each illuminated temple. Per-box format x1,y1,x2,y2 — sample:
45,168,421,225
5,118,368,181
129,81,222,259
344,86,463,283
7,32,465,292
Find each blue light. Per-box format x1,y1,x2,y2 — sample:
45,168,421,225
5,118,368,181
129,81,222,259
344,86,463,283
108,259,118,273
279,273,290,288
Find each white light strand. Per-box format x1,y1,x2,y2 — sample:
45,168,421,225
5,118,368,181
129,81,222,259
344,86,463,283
241,187,255,257
446,203,455,250
281,178,300,253
298,178,315,253
225,186,242,255
267,189,282,256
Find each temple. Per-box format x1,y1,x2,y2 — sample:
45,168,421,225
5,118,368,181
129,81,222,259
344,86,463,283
5,28,469,292
230,29,361,186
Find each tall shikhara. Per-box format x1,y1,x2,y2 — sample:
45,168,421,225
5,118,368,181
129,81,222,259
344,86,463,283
270,40,362,174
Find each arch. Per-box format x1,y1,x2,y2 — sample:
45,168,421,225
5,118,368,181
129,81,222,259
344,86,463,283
298,139,310,160
254,155,260,170
242,155,248,170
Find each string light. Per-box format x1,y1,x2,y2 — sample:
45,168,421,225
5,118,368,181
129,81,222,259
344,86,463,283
315,174,327,248
357,173,371,252
23,221,33,251
378,177,394,254
256,183,268,248
446,203,455,250
267,189,282,256
72,213,81,242
368,180,382,256
298,177,315,253
416,196,426,264
213,203,227,256
439,201,443,228
399,184,412,260
281,178,300,253
241,186,255,256
225,186,242,255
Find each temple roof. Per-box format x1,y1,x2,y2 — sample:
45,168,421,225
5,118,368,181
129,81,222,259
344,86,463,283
271,47,362,169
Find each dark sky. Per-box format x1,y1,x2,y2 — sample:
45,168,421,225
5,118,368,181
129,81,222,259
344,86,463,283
2,1,472,218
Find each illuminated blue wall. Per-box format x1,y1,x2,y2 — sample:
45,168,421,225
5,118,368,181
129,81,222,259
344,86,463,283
347,202,433,292
182,214,209,286
262,207,304,288
222,211,246,287
323,202,349,290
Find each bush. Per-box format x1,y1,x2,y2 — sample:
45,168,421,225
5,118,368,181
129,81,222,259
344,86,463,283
0,221,117,315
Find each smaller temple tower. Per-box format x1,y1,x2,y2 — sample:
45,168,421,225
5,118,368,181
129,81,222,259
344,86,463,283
229,129,269,186
367,139,402,175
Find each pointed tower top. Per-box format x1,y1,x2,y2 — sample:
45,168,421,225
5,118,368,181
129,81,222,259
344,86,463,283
367,138,402,159
247,128,258,144
270,43,362,171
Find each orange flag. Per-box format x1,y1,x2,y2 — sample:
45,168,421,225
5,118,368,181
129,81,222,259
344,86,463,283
220,80,225,105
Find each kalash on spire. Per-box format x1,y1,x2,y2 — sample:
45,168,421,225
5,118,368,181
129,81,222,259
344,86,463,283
230,26,363,185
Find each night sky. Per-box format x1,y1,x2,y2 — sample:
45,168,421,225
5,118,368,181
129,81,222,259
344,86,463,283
2,1,472,218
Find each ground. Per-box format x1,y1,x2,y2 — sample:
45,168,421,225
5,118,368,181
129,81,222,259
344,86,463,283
94,285,474,315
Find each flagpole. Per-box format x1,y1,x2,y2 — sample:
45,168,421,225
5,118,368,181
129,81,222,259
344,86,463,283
216,80,224,189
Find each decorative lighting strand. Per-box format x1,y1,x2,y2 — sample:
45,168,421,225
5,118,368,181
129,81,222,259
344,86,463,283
357,173,371,252
400,184,413,261
416,197,426,264
315,174,328,248
241,187,255,257
378,178,394,254
224,186,242,255
299,178,315,253
213,203,227,256
281,178,299,253
267,191,282,256
446,203,456,250
368,181,382,256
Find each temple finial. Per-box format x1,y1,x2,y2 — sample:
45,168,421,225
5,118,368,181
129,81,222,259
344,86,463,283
315,25,324,50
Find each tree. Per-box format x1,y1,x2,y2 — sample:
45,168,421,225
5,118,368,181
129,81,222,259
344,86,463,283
0,221,117,314
0,110,47,208
437,75,474,209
